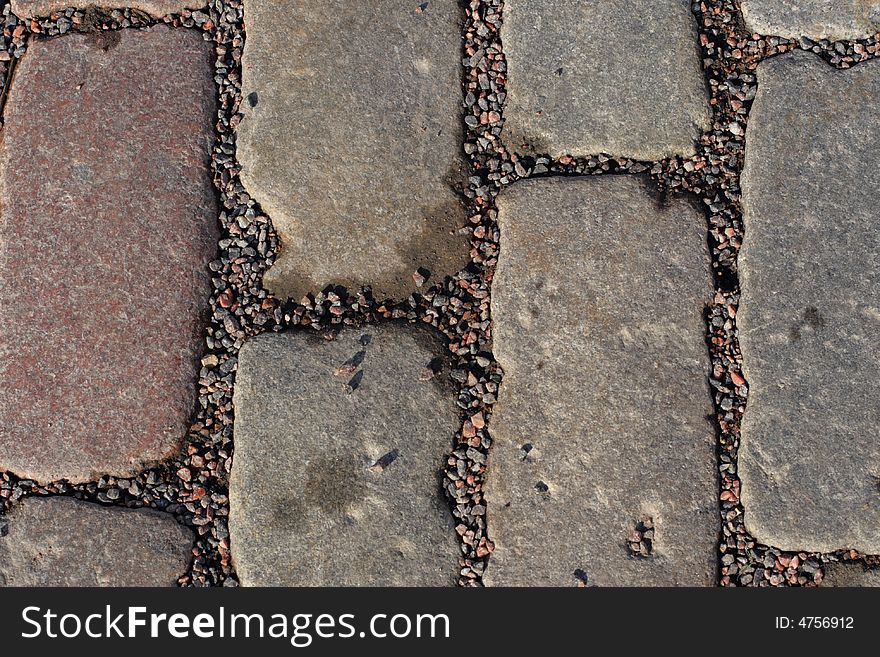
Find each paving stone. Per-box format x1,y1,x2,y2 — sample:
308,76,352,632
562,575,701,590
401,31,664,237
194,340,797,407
229,325,460,586
500,0,710,160
484,177,717,586
237,0,469,301
10,1,200,18
738,51,880,554
741,0,880,40
822,563,880,587
0,497,193,586
0,27,218,484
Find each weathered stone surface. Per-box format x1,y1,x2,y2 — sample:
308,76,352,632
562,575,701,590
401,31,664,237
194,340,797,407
485,177,717,587
237,0,468,300
741,0,880,40
229,325,459,586
0,27,218,483
822,563,880,587
739,52,880,554
500,0,710,160
0,497,193,586
11,1,200,18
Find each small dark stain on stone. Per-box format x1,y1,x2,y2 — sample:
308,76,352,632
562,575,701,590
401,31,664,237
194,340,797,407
573,568,589,586
369,449,400,473
555,67,564,76
346,369,364,393
334,349,366,376
270,495,304,530
87,30,121,53
304,456,365,515
247,91,258,108
359,334,373,347
534,481,549,493
789,306,826,342
803,306,825,329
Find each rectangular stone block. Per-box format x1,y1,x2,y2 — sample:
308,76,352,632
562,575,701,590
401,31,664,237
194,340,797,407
500,0,709,160
739,51,880,554
485,177,717,586
229,325,460,586
0,26,218,484
237,0,469,300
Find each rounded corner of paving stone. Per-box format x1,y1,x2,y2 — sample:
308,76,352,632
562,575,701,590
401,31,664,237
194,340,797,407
0,497,193,587
236,0,470,301
737,48,880,556
499,0,709,161
485,175,718,586
230,324,460,586
0,22,218,484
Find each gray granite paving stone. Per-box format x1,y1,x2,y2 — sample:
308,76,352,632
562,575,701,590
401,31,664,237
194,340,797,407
0,497,193,586
741,0,880,40
0,26,218,484
11,1,200,17
484,177,717,587
739,51,880,554
229,325,460,586
500,0,710,160
237,0,469,301
822,563,880,587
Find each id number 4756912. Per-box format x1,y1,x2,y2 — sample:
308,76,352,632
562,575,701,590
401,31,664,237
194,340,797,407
775,617,854,630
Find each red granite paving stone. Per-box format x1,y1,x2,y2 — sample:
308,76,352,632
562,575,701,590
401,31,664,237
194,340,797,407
0,25,218,484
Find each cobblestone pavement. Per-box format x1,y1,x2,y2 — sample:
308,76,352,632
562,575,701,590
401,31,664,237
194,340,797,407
0,0,878,587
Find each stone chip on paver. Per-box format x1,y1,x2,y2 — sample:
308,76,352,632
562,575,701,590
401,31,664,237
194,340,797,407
500,0,710,160
821,563,880,587
741,0,880,40
0,26,218,484
229,325,459,586
738,51,880,554
485,177,717,587
237,0,469,301
0,497,193,586
10,1,201,18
